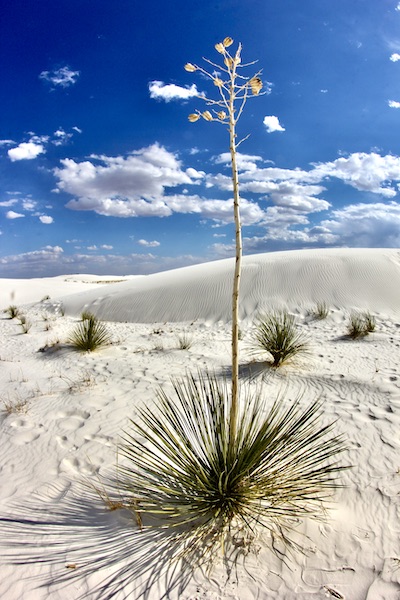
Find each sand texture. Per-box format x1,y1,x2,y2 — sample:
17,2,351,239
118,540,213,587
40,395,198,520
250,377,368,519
0,248,399,599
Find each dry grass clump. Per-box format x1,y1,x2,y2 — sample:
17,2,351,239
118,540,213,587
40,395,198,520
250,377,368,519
19,315,32,334
252,311,309,367
177,330,193,350
68,315,111,352
311,301,329,320
4,305,20,319
118,372,346,560
347,311,376,339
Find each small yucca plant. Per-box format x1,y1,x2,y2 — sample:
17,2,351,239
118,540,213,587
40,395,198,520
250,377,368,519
312,301,329,320
347,311,376,339
5,305,20,319
118,373,345,560
68,315,111,352
252,311,309,367
81,310,95,321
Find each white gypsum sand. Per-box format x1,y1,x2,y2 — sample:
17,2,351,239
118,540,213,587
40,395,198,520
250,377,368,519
0,248,399,599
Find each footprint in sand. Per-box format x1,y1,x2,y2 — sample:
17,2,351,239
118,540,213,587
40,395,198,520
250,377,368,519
55,409,90,432
8,417,43,445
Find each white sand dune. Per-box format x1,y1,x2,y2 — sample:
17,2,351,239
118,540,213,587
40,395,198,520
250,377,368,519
54,248,400,323
0,248,399,599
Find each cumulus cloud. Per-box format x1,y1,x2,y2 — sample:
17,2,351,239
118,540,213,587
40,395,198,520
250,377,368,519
0,199,18,207
0,139,15,146
263,116,285,133
39,66,80,88
39,215,53,224
55,143,248,223
388,100,400,108
137,239,161,247
149,81,201,102
390,53,400,62
6,210,24,219
319,201,400,247
8,141,45,161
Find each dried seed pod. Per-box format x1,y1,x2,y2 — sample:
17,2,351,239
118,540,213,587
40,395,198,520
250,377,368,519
188,113,200,122
217,111,227,120
202,111,213,121
249,77,263,95
215,42,225,54
223,37,233,47
213,77,223,87
184,63,197,72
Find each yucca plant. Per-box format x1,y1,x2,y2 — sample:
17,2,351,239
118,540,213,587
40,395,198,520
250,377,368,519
312,301,329,320
68,314,111,352
119,373,345,559
252,311,309,367
112,39,346,575
347,311,376,339
4,305,20,319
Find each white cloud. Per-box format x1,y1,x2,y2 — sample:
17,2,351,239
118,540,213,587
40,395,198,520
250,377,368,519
55,144,210,218
149,81,201,102
22,199,36,211
388,100,400,108
390,53,400,62
0,199,18,207
6,210,24,219
101,244,113,250
0,247,202,277
214,152,263,171
263,115,285,133
0,139,15,146
52,128,73,146
72,126,82,134
8,141,45,161
39,215,53,224
39,66,80,88
137,239,161,247
319,201,400,246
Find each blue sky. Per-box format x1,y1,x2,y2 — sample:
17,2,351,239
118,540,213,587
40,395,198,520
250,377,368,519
2,0,400,277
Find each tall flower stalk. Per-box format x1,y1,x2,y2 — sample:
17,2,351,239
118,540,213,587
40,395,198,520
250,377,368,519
185,38,263,446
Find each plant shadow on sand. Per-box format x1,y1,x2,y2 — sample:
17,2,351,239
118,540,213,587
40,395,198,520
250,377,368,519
0,477,269,600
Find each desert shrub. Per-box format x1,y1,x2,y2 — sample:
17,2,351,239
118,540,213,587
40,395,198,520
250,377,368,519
118,373,346,560
19,316,32,333
5,305,20,319
312,301,329,320
177,330,193,350
68,315,111,352
347,312,375,339
363,311,376,333
252,311,309,367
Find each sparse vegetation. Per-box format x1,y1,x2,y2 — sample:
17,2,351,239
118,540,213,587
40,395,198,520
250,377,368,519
177,330,193,350
119,373,346,560
4,305,20,319
312,301,329,320
2,395,29,415
19,316,32,334
252,311,310,367
347,311,376,339
68,315,111,352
